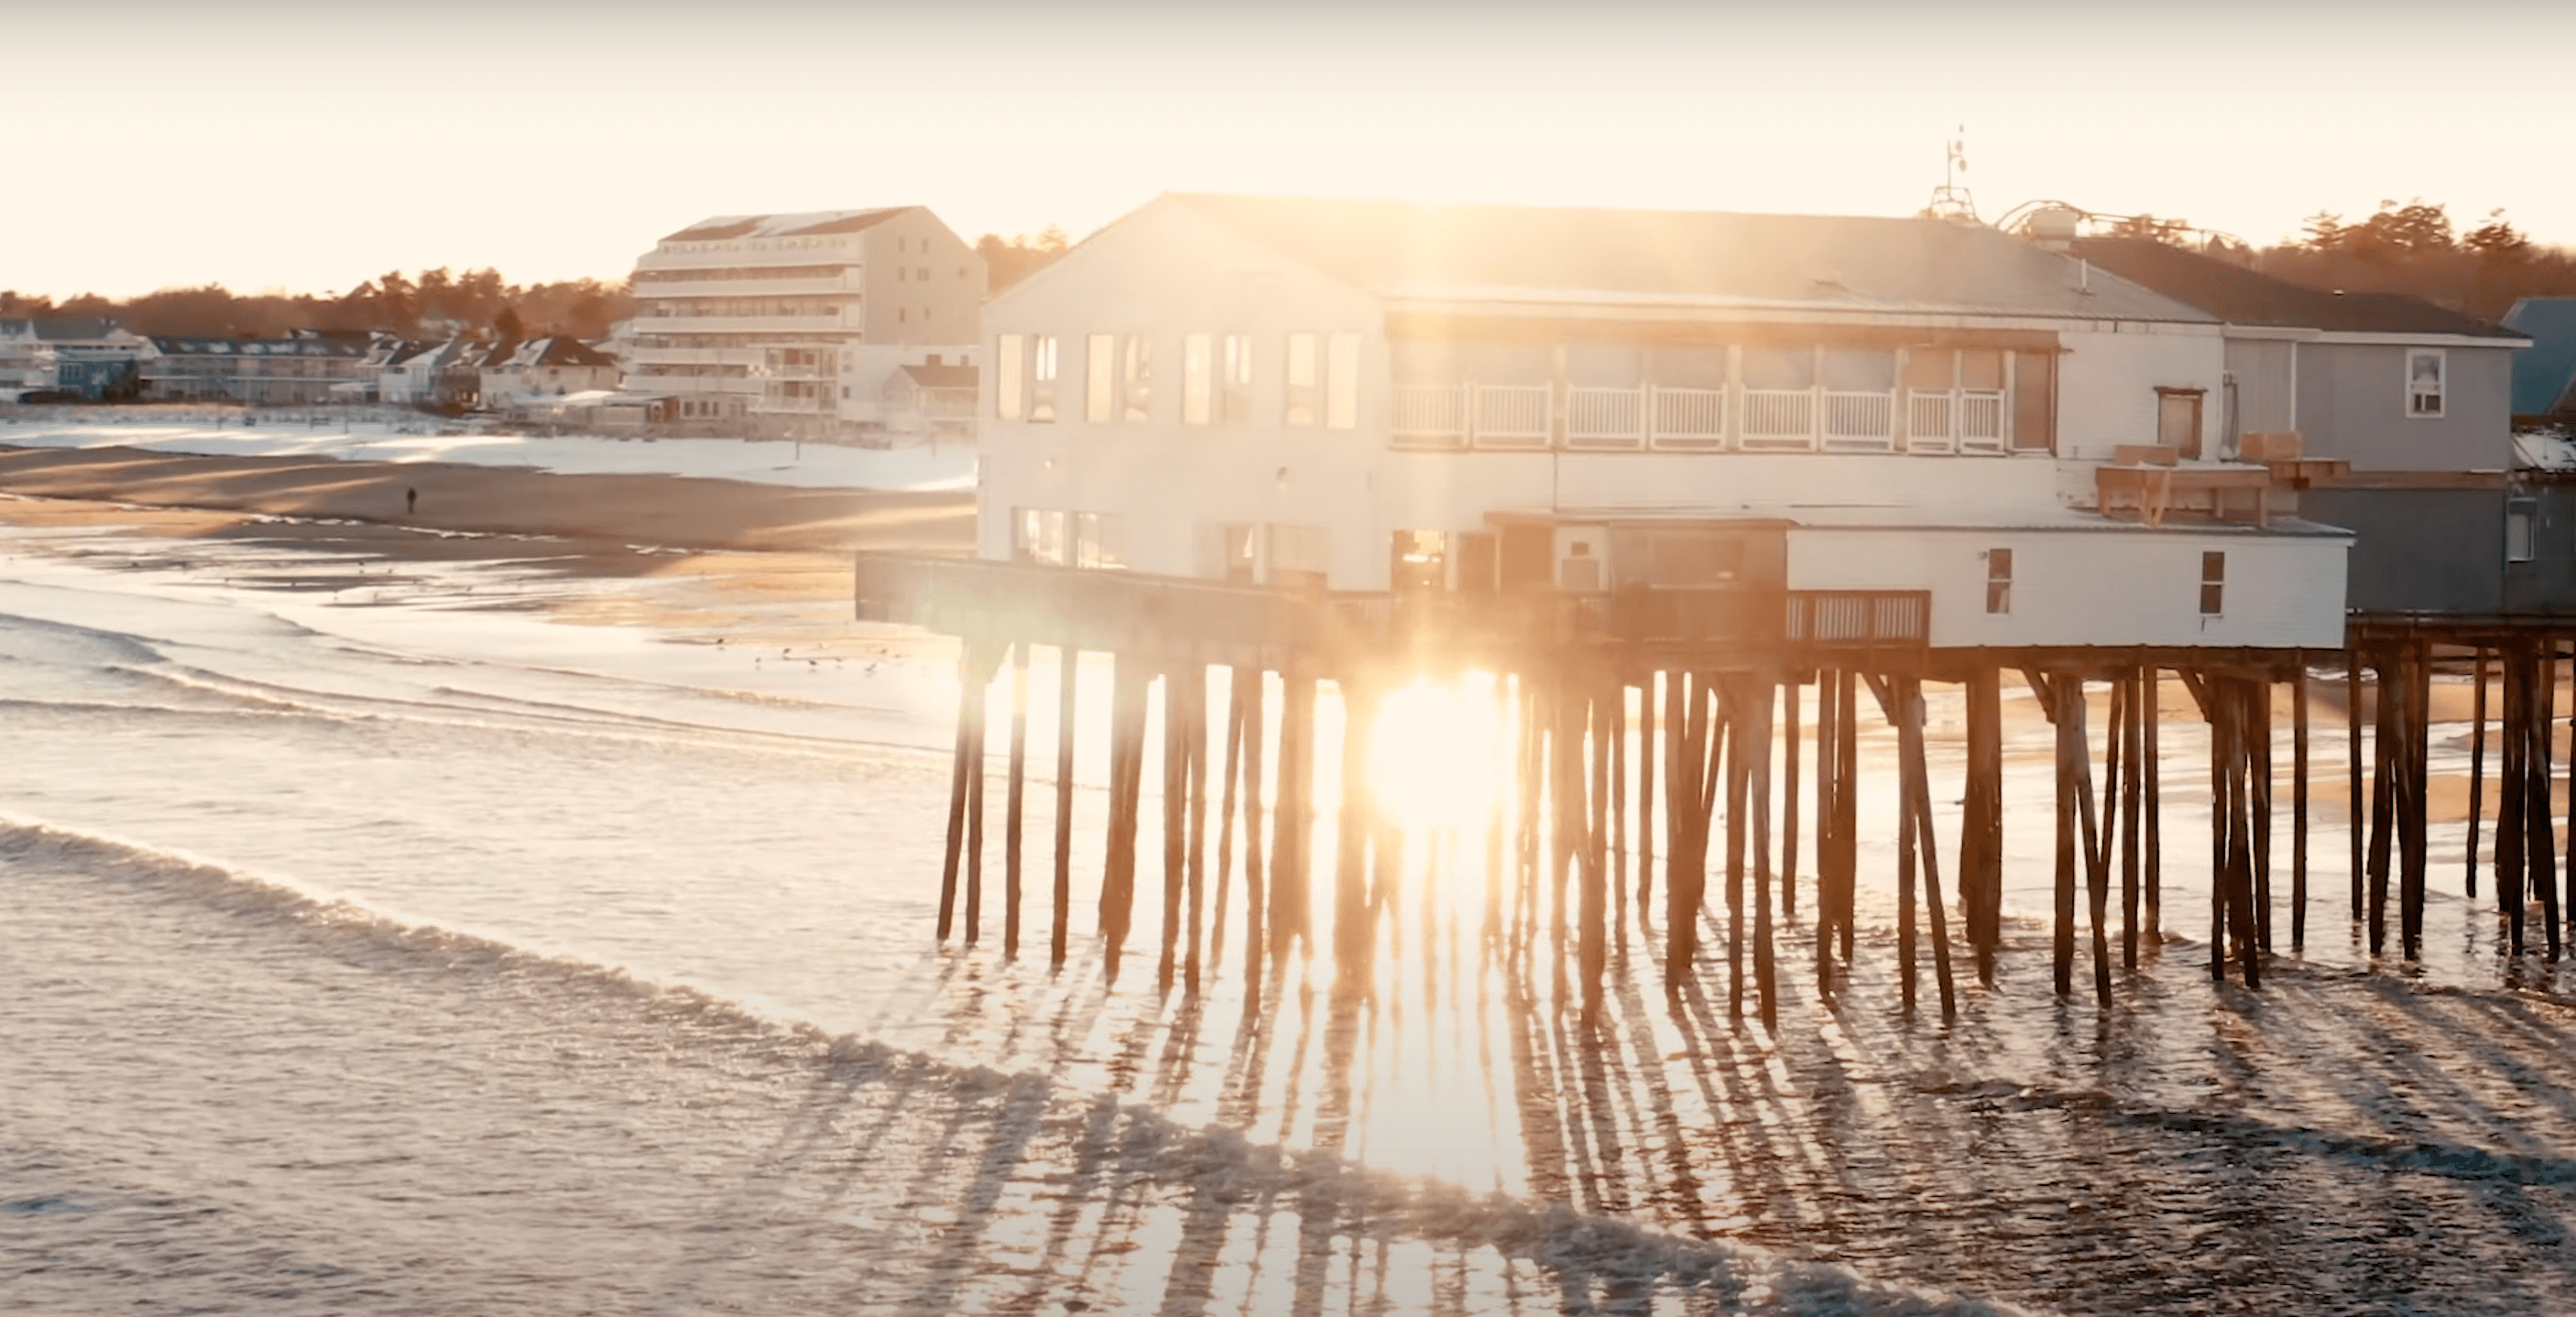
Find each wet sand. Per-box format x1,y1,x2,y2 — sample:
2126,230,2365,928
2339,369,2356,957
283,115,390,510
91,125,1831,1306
0,441,971,661
0,442,973,556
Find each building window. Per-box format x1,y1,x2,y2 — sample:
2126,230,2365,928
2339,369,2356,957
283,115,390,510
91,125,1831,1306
2407,349,2446,418
1217,522,1258,583
2011,350,2054,452
1285,332,1320,426
2507,497,2538,562
1086,333,1116,423
1222,333,1253,422
1183,332,1213,426
1014,507,1068,565
1119,334,1152,420
1031,334,1058,422
996,334,1024,419
1985,548,2012,615
2157,387,2205,460
2199,550,2225,616
1267,524,1330,591
1074,512,1127,570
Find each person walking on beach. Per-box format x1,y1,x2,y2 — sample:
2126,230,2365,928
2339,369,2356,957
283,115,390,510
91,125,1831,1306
406,486,418,516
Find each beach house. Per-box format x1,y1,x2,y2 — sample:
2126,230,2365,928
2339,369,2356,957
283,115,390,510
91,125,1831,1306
2073,236,2538,617
973,194,2350,653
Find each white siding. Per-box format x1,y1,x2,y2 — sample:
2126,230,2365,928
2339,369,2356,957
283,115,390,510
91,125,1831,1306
2055,321,2227,461
978,201,1390,582
1785,526,2349,648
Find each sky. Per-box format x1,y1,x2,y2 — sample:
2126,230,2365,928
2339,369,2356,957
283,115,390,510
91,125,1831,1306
7,0,2571,299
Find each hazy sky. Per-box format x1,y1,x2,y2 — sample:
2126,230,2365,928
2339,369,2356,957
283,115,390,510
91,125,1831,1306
8,0,2567,299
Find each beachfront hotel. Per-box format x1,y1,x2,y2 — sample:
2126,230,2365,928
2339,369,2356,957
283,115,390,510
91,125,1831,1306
622,206,986,442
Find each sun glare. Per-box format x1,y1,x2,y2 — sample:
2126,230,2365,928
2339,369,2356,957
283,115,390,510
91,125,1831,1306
1366,674,1509,832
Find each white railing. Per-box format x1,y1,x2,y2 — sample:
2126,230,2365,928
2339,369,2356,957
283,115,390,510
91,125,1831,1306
1392,384,1466,447
1566,386,1645,449
1471,383,1552,449
1382,377,2014,457
1822,391,1896,452
1650,386,1728,450
1907,392,1957,454
1959,390,2006,453
632,273,860,299
1739,389,1817,451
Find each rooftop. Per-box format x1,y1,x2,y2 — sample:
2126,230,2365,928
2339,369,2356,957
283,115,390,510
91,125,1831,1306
1160,194,2215,322
2069,237,2526,339
660,208,906,244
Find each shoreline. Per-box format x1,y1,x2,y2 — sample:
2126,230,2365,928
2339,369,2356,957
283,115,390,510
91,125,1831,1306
0,441,974,557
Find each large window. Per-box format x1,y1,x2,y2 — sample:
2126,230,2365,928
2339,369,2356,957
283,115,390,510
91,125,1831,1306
1030,335,1058,422
1221,333,1253,422
1266,524,1330,591
1086,333,1115,423
1074,512,1126,570
1285,332,1361,430
996,334,1024,420
2407,349,2446,418
1183,332,1213,426
1012,507,1067,565
1016,508,1123,569
1119,334,1152,420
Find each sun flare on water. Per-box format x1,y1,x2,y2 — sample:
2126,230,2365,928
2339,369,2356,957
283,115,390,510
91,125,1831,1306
1366,673,1511,833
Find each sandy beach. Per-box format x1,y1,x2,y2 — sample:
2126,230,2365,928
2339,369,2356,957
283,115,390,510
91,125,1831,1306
0,441,973,663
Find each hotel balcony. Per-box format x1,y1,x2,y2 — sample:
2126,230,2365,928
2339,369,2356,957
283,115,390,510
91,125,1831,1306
632,272,863,299
635,314,853,336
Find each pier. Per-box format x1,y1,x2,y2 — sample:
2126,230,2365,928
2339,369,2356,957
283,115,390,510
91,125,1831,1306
858,554,2569,1019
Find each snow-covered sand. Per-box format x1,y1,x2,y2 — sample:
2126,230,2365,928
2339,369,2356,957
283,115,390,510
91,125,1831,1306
0,413,976,493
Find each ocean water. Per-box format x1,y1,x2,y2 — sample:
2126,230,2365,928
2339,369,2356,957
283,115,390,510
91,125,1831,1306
3,512,2573,1315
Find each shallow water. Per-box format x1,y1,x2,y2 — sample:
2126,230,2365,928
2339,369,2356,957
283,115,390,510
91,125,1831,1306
3,515,2572,1314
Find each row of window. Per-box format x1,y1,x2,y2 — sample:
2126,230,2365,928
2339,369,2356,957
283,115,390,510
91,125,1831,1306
1983,547,2224,616
647,299,851,319
993,332,1361,429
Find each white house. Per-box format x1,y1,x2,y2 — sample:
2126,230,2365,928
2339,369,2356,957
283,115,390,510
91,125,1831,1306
975,194,2352,652
622,206,985,441
479,335,622,408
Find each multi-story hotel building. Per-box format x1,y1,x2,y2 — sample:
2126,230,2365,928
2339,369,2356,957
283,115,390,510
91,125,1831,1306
623,206,985,441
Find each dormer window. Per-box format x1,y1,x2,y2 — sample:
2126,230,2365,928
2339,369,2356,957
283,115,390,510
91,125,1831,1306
2407,349,2445,418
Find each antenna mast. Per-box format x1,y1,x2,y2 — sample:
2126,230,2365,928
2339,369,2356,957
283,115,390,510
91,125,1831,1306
1924,125,1979,223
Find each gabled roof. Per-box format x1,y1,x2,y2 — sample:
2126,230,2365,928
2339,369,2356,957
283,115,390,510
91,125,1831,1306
32,316,121,341
2506,299,2576,415
2069,237,2525,339
1159,193,2212,322
490,335,618,370
898,363,977,388
660,207,907,243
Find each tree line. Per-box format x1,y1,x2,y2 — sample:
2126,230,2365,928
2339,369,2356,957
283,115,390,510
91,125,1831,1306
18,202,2556,336
2080,199,2571,321
0,269,634,343
1,226,1075,345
